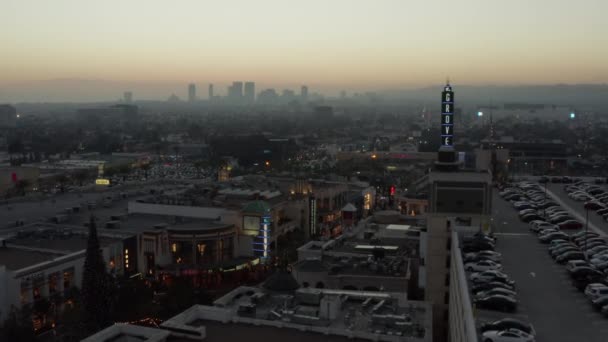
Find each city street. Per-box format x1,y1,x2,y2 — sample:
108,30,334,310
489,191,608,342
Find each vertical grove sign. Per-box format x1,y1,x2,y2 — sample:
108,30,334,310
441,83,454,147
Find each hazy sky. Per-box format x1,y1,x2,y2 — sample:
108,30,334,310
2,0,608,100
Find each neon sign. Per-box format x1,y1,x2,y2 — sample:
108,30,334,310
441,84,454,146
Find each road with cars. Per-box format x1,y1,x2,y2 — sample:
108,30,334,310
490,184,608,341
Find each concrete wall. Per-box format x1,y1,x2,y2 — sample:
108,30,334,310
448,232,477,342
128,202,228,220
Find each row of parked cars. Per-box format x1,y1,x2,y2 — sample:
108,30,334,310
461,234,536,342
500,182,583,231
510,181,608,320
565,182,608,221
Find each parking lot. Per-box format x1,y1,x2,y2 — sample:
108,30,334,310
490,189,608,341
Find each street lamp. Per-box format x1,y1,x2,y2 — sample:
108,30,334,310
583,202,594,258
543,181,548,218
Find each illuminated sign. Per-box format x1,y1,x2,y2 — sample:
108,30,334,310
95,179,110,185
253,211,271,261
441,84,454,147
309,197,317,236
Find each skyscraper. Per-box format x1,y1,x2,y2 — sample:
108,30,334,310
188,83,196,102
208,84,214,99
228,81,243,103
244,82,255,104
123,91,133,103
300,86,308,102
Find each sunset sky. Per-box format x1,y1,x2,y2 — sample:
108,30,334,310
1,0,607,100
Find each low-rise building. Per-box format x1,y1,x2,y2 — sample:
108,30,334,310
0,223,135,328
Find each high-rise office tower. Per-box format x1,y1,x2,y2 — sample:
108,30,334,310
208,84,214,99
228,82,243,103
244,82,255,104
301,86,308,102
123,91,133,103
188,83,196,102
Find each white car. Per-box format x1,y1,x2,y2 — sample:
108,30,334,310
481,328,535,342
585,284,608,301
475,287,517,300
565,260,590,273
465,260,502,272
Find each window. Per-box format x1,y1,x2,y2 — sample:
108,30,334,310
48,273,58,294
143,239,155,253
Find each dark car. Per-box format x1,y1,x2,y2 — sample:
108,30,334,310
556,251,586,264
549,215,575,224
474,295,517,312
584,201,605,211
521,213,543,223
572,273,605,291
551,177,562,183
591,296,608,310
471,281,515,294
551,246,580,259
539,231,569,243
461,240,495,253
480,318,536,335
504,194,521,201
569,267,604,279
538,176,549,184
558,220,583,230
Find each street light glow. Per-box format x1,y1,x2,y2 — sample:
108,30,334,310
477,111,483,117
570,112,576,119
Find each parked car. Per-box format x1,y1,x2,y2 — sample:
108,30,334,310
471,271,515,286
464,251,502,262
480,328,535,342
471,281,516,294
557,220,583,230
573,274,605,291
465,260,502,272
565,260,591,273
462,240,495,253
480,318,536,336
474,295,518,312
521,213,543,223
585,284,608,301
569,267,603,280
475,287,517,300
550,246,580,259
591,296,608,311
556,251,586,264
539,231,569,243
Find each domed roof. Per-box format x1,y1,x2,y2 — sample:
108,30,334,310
263,269,300,292
243,200,271,214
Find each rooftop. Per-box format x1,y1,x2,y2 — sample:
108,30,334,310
199,286,431,342
0,247,63,271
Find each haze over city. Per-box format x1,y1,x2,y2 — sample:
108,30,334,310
4,2,608,342
2,0,607,101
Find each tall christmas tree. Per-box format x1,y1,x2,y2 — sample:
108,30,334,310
81,215,112,333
